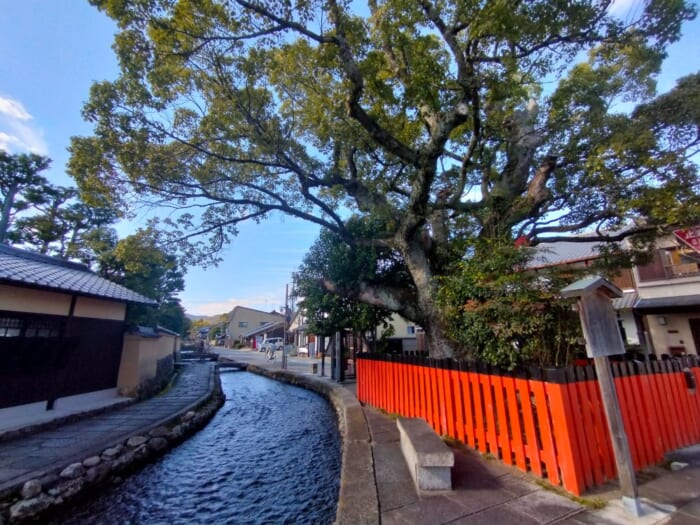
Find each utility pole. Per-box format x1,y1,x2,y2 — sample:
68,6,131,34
282,283,289,370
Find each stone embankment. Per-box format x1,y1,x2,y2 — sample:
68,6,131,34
0,377,224,524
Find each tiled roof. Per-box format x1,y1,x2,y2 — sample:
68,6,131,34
0,244,156,305
528,240,603,269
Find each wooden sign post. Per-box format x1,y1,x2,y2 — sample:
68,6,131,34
561,276,642,517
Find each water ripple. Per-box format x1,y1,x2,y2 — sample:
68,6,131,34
51,373,341,524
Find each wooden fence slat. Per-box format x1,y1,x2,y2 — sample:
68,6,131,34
615,374,643,470
452,369,466,444
545,382,585,496
471,371,486,453
480,373,499,457
515,378,542,478
568,379,596,490
530,380,560,486
503,376,527,472
461,370,477,449
493,374,512,465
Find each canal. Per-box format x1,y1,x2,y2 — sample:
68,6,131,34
51,371,341,524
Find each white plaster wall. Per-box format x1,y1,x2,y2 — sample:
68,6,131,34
646,314,697,356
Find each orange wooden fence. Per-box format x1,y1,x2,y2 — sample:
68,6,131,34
356,354,700,495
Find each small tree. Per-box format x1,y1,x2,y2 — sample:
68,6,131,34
294,220,399,349
0,151,52,243
438,242,584,369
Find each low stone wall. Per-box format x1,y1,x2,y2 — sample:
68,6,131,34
244,364,379,525
0,375,224,524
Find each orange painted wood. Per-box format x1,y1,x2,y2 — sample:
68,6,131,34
492,374,512,465
452,369,466,444
567,380,596,490
515,378,542,478
646,370,674,453
614,374,643,470
503,376,527,472
437,365,449,435
545,382,585,496
587,378,617,481
530,380,560,486
471,372,487,453
658,368,684,447
443,366,456,438
461,370,477,449
635,371,664,462
480,374,499,457
669,371,693,445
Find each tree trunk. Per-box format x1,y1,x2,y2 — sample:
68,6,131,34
402,237,454,358
0,184,18,243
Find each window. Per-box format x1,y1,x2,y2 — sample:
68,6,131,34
24,318,62,338
0,317,22,337
0,316,62,337
238,321,248,328
407,326,415,335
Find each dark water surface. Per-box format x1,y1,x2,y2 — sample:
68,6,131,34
52,372,341,525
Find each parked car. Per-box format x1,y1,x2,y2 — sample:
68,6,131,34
260,338,284,353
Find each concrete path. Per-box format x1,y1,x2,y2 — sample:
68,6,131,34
0,362,215,497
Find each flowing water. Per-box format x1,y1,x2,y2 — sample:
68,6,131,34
51,372,341,524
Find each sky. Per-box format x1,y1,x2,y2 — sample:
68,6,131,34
1,0,699,317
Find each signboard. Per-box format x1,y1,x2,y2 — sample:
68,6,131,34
673,227,700,254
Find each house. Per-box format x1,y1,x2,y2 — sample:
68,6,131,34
530,231,700,357
226,305,284,345
0,244,156,411
631,229,700,356
289,307,423,355
378,314,424,353
529,239,639,347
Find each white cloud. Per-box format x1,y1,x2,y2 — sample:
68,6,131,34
0,95,48,154
0,97,31,121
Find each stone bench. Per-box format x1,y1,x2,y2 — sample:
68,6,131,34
397,417,454,492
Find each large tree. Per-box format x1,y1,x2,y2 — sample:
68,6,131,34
70,1,700,357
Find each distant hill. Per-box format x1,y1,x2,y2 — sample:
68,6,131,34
186,313,229,324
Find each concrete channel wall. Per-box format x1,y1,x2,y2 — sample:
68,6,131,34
244,364,380,525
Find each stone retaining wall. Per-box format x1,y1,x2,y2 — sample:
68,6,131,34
0,375,224,524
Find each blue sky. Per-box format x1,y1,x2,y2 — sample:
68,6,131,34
1,0,698,316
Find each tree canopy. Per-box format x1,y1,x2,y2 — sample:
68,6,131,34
294,218,401,345
71,0,700,357
0,151,52,243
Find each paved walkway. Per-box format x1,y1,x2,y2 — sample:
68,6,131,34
1,348,699,525
0,362,215,497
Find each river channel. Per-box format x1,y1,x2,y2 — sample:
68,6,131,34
51,371,341,524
